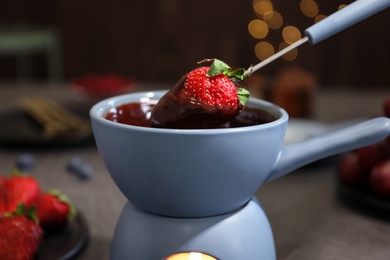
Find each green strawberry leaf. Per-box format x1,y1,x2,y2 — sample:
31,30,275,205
204,59,251,81
4,203,39,223
224,68,249,81
11,167,27,177
207,59,231,77
199,58,252,84
237,88,250,106
47,189,77,221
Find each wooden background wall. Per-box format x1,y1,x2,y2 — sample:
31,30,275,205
0,0,389,88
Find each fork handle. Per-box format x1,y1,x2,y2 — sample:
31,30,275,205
305,0,390,44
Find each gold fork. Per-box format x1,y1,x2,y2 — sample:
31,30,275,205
19,96,91,138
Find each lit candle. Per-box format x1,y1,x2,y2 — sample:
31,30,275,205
165,252,217,260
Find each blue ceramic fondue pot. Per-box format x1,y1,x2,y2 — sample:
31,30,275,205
91,91,390,217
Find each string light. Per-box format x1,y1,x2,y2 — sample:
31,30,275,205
264,11,283,30
282,26,301,45
249,0,349,62
279,42,298,61
314,14,327,23
248,19,269,39
338,4,347,10
300,0,319,18
253,0,273,17
255,41,275,61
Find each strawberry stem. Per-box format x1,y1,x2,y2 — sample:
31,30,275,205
199,58,251,81
206,59,231,76
4,203,39,223
11,168,27,177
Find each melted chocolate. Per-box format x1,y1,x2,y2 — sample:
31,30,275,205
104,102,276,128
104,102,154,127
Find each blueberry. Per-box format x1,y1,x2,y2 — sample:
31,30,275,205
67,156,93,180
78,164,94,180
15,153,35,172
67,156,84,172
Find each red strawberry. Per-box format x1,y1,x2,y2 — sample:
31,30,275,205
369,160,390,197
150,59,251,129
0,172,40,216
382,97,390,118
36,189,76,230
337,152,368,187
0,205,43,260
355,141,390,171
0,174,5,186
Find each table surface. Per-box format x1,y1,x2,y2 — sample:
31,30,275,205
0,82,389,260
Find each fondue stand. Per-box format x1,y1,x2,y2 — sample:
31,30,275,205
91,1,390,259
111,199,274,259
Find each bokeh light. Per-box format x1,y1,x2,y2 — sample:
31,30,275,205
338,4,347,10
282,26,302,45
255,41,275,61
264,11,283,29
314,14,327,23
253,0,273,17
279,42,298,61
300,0,319,18
250,1,348,62
248,19,269,39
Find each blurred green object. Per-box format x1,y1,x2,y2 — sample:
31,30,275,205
0,26,63,83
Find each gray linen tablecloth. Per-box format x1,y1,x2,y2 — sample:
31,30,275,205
0,83,389,260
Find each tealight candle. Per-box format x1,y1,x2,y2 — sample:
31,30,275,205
164,252,217,260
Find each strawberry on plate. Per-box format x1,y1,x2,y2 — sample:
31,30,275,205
0,204,43,260
36,189,76,231
0,175,5,186
0,172,40,216
72,73,134,99
150,59,251,129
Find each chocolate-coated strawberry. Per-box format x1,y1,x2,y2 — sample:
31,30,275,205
0,204,43,260
36,189,76,230
150,59,251,129
0,172,40,216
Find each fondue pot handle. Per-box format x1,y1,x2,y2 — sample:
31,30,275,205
267,117,390,182
305,0,390,44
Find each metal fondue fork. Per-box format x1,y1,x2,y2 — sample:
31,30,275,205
246,0,390,74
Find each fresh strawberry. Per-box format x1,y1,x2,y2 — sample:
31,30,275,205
150,59,251,128
0,172,40,216
369,160,390,197
0,174,5,186
382,97,390,118
184,67,241,111
0,204,43,260
36,189,76,230
355,141,390,171
337,152,368,187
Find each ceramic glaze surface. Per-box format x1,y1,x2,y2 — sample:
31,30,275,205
91,91,287,217
90,91,390,217
110,198,276,260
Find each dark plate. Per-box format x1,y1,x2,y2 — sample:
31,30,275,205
36,212,89,260
337,183,390,219
0,104,94,148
